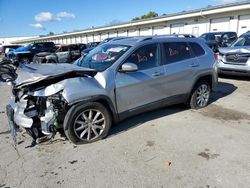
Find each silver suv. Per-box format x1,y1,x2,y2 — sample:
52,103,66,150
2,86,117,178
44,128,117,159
217,32,250,76
5,36,218,145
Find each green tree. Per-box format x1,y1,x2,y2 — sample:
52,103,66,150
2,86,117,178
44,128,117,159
141,11,158,19
132,11,158,21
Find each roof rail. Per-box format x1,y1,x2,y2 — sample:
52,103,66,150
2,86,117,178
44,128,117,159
137,36,153,42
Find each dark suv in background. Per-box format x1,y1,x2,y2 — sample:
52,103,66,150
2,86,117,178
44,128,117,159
200,32,237,52
9,42,55,64
33,43,85,64
0,44,22,58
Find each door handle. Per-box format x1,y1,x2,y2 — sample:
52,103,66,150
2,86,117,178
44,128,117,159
190,62,199,67
152,72,163,77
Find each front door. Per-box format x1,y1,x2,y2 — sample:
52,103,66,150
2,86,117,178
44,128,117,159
115,43,166,113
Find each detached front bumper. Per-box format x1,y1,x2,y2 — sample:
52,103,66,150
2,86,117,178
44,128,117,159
9,96,33,128
8,95,58,136
217,60,250,76
6,104,17,143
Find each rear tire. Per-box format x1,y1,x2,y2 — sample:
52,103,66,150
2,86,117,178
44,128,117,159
189,80,211,109
63,102,111,144
47,59,56,64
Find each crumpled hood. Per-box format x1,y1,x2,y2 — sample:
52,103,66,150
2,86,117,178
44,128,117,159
219,47,250,54
15,63,96,88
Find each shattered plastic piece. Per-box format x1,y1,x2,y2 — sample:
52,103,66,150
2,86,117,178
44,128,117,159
68,160,78,164
165,160,172,167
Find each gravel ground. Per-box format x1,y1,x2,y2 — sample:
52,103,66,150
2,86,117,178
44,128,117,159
0,76,250,188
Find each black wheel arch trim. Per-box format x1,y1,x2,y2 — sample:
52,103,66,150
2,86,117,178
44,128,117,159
65,95,118,130
191,73,215,93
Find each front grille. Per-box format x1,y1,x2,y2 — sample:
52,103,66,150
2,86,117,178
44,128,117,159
220,68,248,74
225,53,250,65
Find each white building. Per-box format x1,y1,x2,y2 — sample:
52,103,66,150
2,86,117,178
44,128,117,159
0,36,38,45
12,1,250,44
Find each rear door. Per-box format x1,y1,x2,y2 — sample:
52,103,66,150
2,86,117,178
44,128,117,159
115,43,166,113
57,46,70,63
162,42,201,97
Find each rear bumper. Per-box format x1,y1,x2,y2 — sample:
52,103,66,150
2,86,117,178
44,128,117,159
217,61,250,76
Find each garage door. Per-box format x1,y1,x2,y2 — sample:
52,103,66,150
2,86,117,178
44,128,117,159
171,23,184,34
153,26,166,35
62,38,67,44
76,36,81,43
94,34,100,42
100,33,108,41
139,27,152,36
118,31,127,37
238,15,250,35
87,35,93,43
67,38,71,44
81,36,87,44
109,32,117,38
210,17,230,32
128,29,137,36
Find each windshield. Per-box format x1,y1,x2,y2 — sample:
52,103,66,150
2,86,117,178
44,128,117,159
231,35,250,47
15,44,32,51
74,43,130,72
200,34,207,39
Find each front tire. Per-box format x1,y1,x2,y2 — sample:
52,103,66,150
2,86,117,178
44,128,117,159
63,102,111,144
189,80,211,109
20,57,30,64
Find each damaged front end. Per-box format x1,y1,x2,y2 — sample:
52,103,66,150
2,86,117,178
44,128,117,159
1,62,97,146
9,86,68,146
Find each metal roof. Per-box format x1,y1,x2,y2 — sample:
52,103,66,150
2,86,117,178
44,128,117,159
13,1,250,43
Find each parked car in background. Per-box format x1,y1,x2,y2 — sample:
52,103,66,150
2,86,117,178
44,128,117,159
9,42,56,64
33,44,85,64
86,42,100,48
199,32,237,52
4,36,218,145
166,34,196,38
217,32,250,76
81,37,132,57
239,30,250,37
0,44,22,57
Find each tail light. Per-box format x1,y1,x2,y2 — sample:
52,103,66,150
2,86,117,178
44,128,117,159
214,52,219,61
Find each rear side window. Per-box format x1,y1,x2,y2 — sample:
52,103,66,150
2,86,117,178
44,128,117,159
189,42,205,57
70,45,79,51
163,42,193,64
61,46,68,52
208,34,215,40
43,43,54,48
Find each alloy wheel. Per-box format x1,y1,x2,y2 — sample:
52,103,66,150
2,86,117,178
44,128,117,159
196,84,210,107
73,109,105,141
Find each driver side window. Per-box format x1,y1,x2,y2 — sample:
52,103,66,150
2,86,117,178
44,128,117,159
126,44,160,70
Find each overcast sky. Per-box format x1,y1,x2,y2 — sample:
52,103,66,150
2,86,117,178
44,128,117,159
0,0,246,37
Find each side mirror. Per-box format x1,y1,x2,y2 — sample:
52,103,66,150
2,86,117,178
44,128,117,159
32,46,36,50
119,62,138,73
